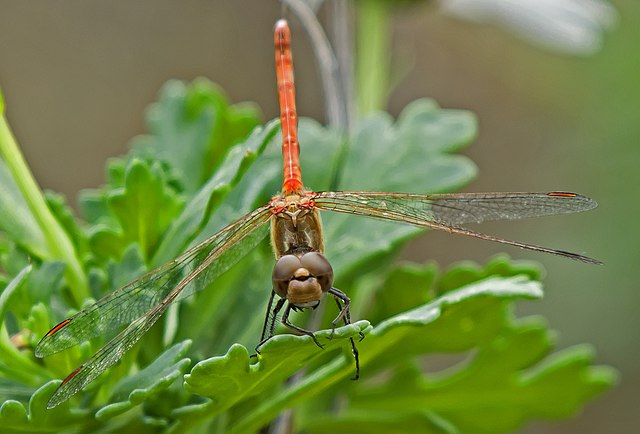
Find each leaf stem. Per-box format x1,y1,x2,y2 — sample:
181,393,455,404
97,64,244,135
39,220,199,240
356,0,392,113
0,91,88,305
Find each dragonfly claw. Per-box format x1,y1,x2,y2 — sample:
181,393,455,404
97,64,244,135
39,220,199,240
310,333,324,349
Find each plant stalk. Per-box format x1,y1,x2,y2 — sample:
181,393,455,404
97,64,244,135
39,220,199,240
0,91,88,305
356,0,392,113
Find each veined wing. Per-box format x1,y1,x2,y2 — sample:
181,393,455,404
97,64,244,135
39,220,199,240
313,191,601,264
40,204,273,408
36,204,273,359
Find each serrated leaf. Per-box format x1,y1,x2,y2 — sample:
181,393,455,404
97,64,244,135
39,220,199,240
132,79,261,195
294,277,615,434
322,100,478,280
107,159,183,260
349,276,543,376
0,379,34,403
0,381,91,433
95,340,192,421
340,99,477,192
215,276,541,434
348,333,616,434
396,98,477,154
78,190,111,226
438,254,543,294
373,276,542,336
151,120,279,266
518,345,617,418
86,224,126,262
366,261,438,325
184,322,370,414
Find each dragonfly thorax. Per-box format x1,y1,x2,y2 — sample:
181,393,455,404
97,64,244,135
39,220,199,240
270,193,324,257
272,251,334,307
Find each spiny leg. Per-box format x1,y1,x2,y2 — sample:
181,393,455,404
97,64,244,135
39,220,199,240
259,290,276,343
329,287,361,380
281,303,324,349
255,294,286,354
328,287,365,341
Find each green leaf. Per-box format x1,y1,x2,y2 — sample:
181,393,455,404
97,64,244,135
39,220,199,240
364,255,543,326
184,322,370,414
0,381,92,433
322,100,478,279
0,160,48,259
132,79,261,195
20,261,65,316
292,275,615,434
173,248,272,358
366,261,438,325
366,276,543,358
341,99,477,192
107,159,183,261
151,120,279,266
345,327,616,434
0,112,89,305
306,410,458,434
0,265,31,323
95,340,192,421
105,244,147,292
438,255,543,294
86,224,126,262
206,275,540,434
44,192,89,260
0,381,34,405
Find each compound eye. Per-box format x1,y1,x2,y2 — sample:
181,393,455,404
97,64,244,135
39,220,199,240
272,255,301,297
300,252,333,292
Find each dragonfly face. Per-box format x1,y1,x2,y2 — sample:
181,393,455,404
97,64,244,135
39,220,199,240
272,251,333,307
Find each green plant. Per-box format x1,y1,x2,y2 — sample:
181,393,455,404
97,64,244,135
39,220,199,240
0,77,615,433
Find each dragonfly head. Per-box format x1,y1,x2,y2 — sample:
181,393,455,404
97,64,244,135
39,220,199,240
272,251,333,307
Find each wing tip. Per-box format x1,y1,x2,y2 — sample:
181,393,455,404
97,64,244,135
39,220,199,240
574,254,604,265
35,318,73,358
547,191,598,211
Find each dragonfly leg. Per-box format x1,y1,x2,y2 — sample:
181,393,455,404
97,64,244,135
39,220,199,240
329,287,361,380
328,287,365,341
327,287,350,337
255,294,286,354
281,303,324,349
259,291,276,344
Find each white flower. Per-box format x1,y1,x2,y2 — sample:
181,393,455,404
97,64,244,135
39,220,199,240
441,0,618,56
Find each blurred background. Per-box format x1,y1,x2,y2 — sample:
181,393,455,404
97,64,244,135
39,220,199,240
0,0,637,432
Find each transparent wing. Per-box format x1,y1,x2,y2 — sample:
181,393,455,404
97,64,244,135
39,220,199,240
36,204,273,359
45,303,164,409
40,204,273,408
313,191,600,264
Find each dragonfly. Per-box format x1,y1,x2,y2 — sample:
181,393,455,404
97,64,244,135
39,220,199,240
36,19,600,409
